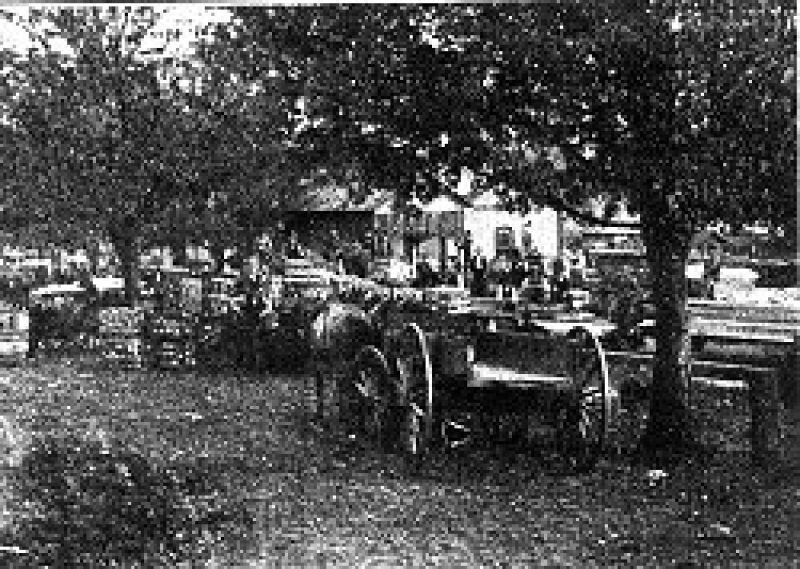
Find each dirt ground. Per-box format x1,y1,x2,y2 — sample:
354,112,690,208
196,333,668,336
0,357,797,567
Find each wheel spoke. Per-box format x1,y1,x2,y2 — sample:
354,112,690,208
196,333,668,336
353,371,371,399
343,346,392,449
395,323,433,458
564,326,610,470
578,407,600,441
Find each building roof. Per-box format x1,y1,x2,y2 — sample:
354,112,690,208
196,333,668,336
295,183,394,212
30,283,86,297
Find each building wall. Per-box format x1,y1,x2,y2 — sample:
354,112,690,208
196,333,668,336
374,205,562,268
464,207,560,260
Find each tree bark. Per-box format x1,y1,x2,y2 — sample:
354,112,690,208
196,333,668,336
109,221,140,307
87,239,100,276
209,241,227,275
638,208,699,458
171,238,188,268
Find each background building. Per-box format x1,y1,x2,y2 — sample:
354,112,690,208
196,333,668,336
465,191,562,262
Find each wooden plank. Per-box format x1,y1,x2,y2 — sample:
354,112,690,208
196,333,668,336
692,316,800,328
690,329,794,345
688,301,800,324
528,320,615,337
474,330,571,378
604,350,776,375
693,377,748,389
641,320,797,345
468,363,570,389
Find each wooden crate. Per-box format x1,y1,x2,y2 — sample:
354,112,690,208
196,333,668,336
0,307,30,361
146,312,198,370
96,335,144,369
97,307,145,334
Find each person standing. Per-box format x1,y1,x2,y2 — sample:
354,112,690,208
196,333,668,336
470,251,487,297
28,300,44,358
549,257,565,304
510,251,525,301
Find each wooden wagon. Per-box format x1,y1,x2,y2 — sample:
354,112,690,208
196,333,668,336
337,302,614,471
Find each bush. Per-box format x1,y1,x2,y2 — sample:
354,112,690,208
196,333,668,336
9,435,192,567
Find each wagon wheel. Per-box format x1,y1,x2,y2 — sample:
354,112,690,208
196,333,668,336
340,345,393,450
560,326,611,471
393,323,434,458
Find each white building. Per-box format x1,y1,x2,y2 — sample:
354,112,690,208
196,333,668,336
374,191,563,272
465,191,562,261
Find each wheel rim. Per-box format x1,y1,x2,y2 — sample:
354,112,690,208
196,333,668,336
565,326,610,467
343,345,392,448
394,323,434,457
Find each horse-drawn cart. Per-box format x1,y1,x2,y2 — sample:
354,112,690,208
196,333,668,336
337,303,614,470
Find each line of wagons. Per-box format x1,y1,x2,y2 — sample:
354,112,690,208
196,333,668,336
314,297,614,472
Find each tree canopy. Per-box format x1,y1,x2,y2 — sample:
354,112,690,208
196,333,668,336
0,4,794,456
221,3,794,235
219,2,795,456
0,6,299,296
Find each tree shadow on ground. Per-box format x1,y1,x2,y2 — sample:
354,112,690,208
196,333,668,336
4,435,198,567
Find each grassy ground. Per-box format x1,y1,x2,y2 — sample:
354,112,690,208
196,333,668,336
0,356,797,567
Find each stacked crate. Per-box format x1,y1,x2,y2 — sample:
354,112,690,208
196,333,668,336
196,311,229,368
97,307,145,369
205,275,243,318
0,304,29,362
147,311,197,370
180,276,204,315
159,269,191,313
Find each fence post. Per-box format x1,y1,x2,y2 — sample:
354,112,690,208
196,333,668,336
315,312,327,423
780,333,799,412
750,368,784,467
316,364,324,422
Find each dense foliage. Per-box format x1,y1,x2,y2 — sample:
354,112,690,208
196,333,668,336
217,2,794,455
0,7,299,299
10,435,191,566
1,4,794,456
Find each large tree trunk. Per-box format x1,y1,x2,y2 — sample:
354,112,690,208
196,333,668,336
171,237,188,268
109,221,140,307
209,241,227,275
117,238,140,307
87,238,100,276
638,206,699,459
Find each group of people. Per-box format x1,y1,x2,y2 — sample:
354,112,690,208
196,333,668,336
469,248,571,302
407,246,583,305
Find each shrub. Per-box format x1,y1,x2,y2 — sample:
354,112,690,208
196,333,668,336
9,435,192,567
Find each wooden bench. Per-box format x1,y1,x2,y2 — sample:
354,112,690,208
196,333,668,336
606,327,798,465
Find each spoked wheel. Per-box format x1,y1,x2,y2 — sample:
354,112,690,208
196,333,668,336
560,326,611,471
393,323,434,459
339,345,393,450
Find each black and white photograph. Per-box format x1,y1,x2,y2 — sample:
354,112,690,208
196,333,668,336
0,2,796,566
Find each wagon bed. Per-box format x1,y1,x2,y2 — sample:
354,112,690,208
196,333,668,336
339,303,613,471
